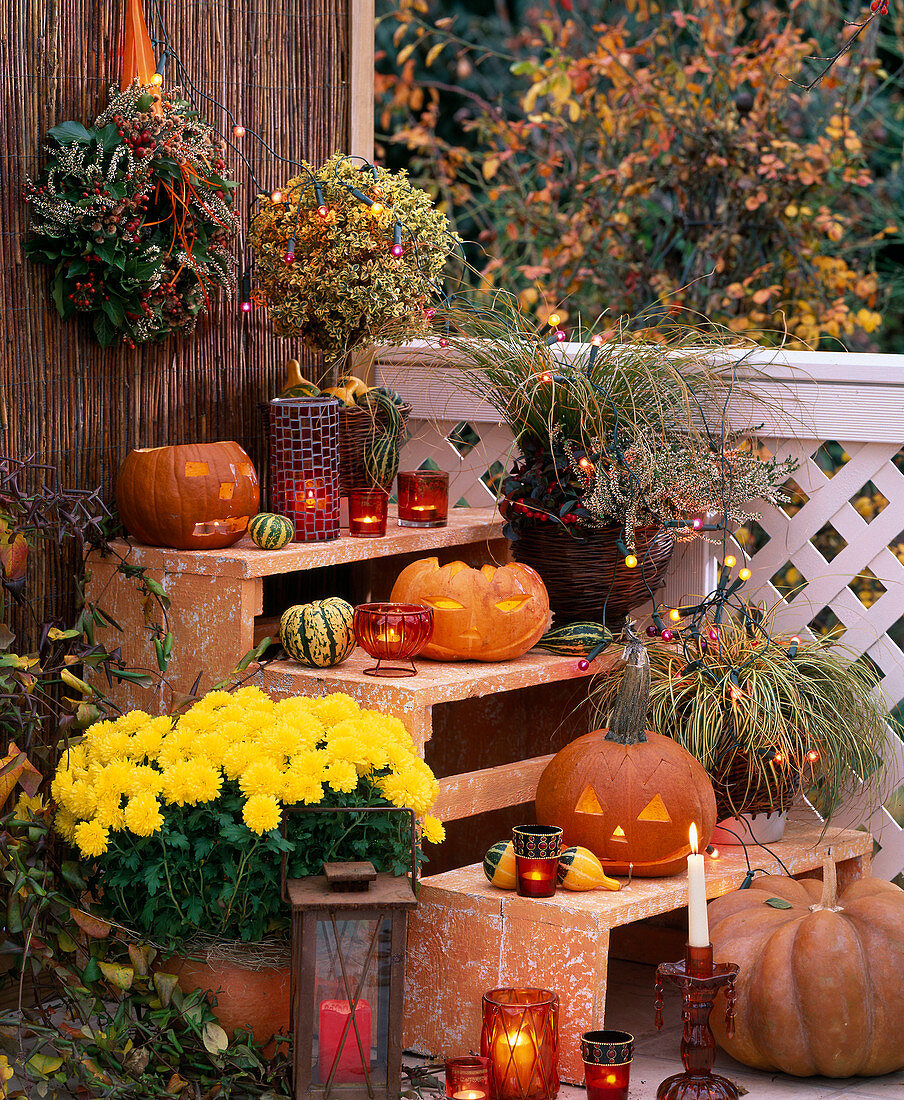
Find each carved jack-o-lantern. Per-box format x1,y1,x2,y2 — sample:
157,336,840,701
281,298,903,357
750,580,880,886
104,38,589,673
535,626,716,876
115,441,260,550
389,557,550,661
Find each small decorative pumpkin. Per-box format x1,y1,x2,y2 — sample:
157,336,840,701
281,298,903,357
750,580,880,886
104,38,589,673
115,442,259,550
390,558,550,662
248,513,295,550
535,622,611,657
709,857,904,1077
535,624,716,876
279,598,356,668
557,846,621,891
483,841,517,890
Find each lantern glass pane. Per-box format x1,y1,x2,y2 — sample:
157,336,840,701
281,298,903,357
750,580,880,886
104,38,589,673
312,916,393,1092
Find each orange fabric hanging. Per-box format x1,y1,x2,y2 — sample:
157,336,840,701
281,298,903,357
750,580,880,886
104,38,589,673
121,0,162,111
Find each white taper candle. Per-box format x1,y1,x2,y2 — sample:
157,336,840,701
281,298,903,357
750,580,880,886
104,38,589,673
687,822,710,947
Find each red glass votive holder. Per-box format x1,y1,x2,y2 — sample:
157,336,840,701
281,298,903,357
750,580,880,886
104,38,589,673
512,825,562,898
353,602,434,677
397,470,449,528
581,1031,634,1100
481,988,559,1100
348,489,389,538
445,1056,490,1100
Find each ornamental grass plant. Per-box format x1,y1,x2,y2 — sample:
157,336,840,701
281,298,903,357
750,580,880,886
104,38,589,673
588,606,890,820
50,686,444,947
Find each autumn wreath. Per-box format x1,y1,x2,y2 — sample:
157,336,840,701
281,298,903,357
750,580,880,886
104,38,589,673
24,82,238,347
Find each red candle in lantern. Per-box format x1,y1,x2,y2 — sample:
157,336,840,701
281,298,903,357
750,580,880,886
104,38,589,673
581,1031,634,1100
512,825,562,899
397,470,449,528
445,1056,490,1100
318,999,372,1083
348,488,389,538
269,397,341,542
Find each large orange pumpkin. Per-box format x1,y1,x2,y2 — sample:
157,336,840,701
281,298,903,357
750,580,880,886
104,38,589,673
115,442,259,550
535,626,716,876
709,859,904,1077
389,557,549,661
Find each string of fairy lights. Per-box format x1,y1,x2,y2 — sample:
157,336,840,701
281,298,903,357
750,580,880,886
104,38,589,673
142,3,815,776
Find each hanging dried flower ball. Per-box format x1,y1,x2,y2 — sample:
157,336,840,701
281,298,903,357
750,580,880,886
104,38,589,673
248,153,459,373
23,82,239,348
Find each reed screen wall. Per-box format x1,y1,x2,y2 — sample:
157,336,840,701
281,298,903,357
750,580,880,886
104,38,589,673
0,0,353,632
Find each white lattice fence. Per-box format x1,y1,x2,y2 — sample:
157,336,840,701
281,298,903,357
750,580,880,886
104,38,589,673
378,345,904,879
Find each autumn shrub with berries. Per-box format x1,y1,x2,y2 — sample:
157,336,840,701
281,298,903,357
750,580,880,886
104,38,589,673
24,82,238,347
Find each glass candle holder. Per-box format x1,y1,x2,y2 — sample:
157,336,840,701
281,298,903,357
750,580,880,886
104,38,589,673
269,396,340,542
353,603,434,677
512,825,563,899
445,1056,491,1100
581,1031,634,1100
397,470,449,528
348,489,389,538
481,988,559,1100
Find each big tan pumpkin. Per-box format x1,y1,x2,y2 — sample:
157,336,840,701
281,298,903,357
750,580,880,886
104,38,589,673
389,557,549,661
535,625,716,876
709,859,904,1077
115,442,259,550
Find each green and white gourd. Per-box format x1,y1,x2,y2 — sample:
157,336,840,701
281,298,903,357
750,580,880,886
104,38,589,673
279,598,356,668
534,621,611,658
248,512,295,550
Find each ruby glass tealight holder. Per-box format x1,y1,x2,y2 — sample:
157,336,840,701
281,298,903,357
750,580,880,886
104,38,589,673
581,1031,634,1100
481,987,559,1100
512,825,563,899
445,1056,491,1100
397,470,449,528
348,488,389,538
353,603,434,677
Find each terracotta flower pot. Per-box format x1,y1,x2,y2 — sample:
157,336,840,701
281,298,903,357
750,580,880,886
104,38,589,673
160,951,290,1049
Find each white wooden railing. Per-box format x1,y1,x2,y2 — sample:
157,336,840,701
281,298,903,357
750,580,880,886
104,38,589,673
376,343,904,880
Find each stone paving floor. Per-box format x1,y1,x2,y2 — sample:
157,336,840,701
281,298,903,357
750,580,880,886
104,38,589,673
559,959,904,1100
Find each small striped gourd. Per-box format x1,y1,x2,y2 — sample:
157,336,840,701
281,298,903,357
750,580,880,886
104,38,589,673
248,512,295,550
279,598,356,668
535,621,611,657
363,431,400,491
483,840,517,890
557,846,622,891
357,387,404,434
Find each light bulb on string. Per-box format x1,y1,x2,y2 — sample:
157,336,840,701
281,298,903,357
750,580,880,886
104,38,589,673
773,751,785,765
624,554,638,569
806,748,819,763
151,72,163,86
390,222,404,258
232,124,246,138
317,204,329,219
661,629,674,642
739,567,752,581
724,555,736,568
283,238,296,265
270,189,283,204
668,608,681,623
691,517,703,531
547,313,561,327
370,201,385,216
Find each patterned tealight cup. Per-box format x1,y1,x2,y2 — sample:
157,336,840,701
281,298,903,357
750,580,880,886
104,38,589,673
512,825,563,898
581,1030,634,1100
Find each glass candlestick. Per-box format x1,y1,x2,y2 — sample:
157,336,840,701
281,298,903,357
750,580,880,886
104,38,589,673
653,944,739,1100
397,470,449,527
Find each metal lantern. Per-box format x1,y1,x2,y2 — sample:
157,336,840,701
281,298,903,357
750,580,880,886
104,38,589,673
282,807,418,1100
269,396,341,541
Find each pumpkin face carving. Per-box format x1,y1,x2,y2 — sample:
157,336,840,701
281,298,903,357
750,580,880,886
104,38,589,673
535,626,716,876
115,442,259,550
390,557,549,662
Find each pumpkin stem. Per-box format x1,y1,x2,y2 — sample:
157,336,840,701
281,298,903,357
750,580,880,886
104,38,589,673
605,621,650,745
810,848,840,912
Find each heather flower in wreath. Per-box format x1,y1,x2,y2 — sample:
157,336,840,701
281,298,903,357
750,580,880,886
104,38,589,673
50,686,443,946
24,81,238,347
248,152,459,380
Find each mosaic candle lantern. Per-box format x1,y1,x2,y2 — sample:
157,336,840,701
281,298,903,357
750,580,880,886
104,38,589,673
481,988,559,1100
283,808,418,1100
396,470,449,528
353,603,434,677
269,396,341,542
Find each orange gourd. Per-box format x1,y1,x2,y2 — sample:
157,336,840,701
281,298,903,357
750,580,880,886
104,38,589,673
535,625,716,876
709,859,904,1077
115,442,259,550
390,557,549,662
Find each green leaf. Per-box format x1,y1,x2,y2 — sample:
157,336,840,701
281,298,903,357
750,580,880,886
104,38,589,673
26,1054,64,1076
93,310,119,347
510,60,536,75
46,120,92,145
765,897,793,909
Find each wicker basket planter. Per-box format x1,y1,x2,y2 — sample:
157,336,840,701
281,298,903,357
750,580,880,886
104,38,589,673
510,521,674,627
337,402,411,496
708,748,800,827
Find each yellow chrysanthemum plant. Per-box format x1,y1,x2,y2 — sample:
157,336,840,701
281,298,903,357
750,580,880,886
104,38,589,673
50,687,445,946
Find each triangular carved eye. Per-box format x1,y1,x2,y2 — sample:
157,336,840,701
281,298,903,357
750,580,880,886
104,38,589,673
423,596,465,610
495,596,533,612
575,786,604,815
611,826,628,842
637,794,671,823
